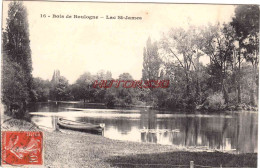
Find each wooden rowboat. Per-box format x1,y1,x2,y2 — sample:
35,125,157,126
57,118,104,133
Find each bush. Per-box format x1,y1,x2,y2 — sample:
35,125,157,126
228,91,237,105
207,92,225,111
105,94,117,108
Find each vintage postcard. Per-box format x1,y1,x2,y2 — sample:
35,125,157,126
1,1,259,167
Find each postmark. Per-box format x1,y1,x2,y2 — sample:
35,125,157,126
2,131,43,165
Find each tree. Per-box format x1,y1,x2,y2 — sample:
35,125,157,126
2,2,32,117
142,37,162,106
115,73,135,106
231,5,259,105
31,78,51,102
2,53,28,117
118,73,133,81
161,26,202,108
104,73,138,107
54,76,70,101
92,70,112,103
74,72,95,102
199,24,235,104
49,70,71,101
142,37,161,81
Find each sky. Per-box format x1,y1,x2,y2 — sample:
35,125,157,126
2,1,235,83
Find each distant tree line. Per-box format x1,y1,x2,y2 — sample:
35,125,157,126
2,3,259,119
33,70,146,108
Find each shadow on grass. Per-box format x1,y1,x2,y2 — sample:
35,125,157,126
106,151,257,168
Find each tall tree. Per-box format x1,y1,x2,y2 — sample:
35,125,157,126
199,24,235,104
231,5,259,105
161,27,201,98
2,2,32,117
142,38,162,106
50,70,71,101
142,37,161,81
53,76,70,101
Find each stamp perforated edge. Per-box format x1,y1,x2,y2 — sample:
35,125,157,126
1,131,44,167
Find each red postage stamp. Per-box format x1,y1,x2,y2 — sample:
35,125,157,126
1,131,43,165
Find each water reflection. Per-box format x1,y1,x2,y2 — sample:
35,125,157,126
28,102,258,154
31,115,59,131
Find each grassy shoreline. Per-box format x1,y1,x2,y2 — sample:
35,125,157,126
1,116,257,168
46,101,258,114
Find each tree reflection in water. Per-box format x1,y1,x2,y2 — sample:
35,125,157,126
29,102,258,153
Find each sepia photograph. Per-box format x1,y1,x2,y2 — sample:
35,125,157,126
1,1,259,167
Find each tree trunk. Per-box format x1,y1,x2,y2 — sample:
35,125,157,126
221,68,229,105
185,72,190,97
223,84,229,105
237,47,241,104
196,78,201,103
250,63,257,106
250,89,255,106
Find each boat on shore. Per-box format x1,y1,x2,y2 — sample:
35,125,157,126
57,118,104,133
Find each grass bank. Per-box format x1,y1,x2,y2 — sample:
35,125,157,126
106,151,256,168
1,116,257,168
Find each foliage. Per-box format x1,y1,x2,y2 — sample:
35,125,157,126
50,76,71,101
2,4,258,113
206,92,225,111
31,78,51,102
2,56,28,117
2,2,33,117
104,73,138,107
231,5,259,106
142,37,161,81
73,72,95,102
148,5,259,111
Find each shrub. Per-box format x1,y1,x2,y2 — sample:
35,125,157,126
207,92,225,111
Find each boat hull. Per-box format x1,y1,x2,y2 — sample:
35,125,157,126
57,118,103,134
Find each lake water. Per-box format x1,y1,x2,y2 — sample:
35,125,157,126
28,102,258,154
